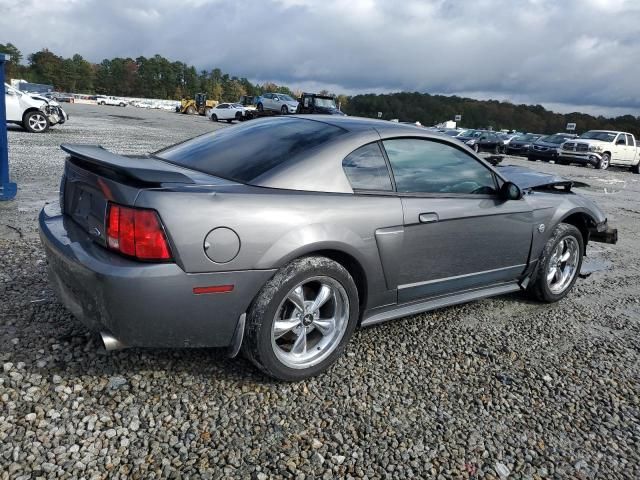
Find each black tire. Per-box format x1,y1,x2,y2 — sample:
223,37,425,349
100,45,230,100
243,256,359,381
23,110,50,133
186,106,196,115
632,162,640,174
99,101,105,105
236,112,243,121
473,144,479,153
528,156,537,162
556,158,567,165
493,145,500,154
597,153,610,170
257,103,264,112
527,223,584,303
120,103,126,107
281,106,288,114
211,114,218,122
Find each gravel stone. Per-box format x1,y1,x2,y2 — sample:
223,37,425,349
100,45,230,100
1,104,639,478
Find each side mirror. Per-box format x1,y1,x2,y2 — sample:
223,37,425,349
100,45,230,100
500,181,522,201
274,97,279,101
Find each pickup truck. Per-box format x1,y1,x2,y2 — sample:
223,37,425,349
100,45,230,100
558,130,640,172
96,95,127,107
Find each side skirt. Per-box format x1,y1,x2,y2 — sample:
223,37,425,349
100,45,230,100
361,282,522,327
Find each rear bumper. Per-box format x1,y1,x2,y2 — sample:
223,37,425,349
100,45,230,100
39,202,275,348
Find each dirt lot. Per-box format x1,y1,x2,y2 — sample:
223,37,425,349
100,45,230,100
1,104,639,479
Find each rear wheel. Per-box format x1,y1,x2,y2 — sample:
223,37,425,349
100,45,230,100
597,153,610,170
235,112,243,121
243,256,359,381
23,111,49,133
528,223,583,303
632,162,640,174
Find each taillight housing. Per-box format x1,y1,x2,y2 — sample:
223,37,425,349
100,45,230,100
106,203,173,261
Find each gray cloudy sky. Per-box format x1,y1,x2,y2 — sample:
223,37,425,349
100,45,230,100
2,0,639,116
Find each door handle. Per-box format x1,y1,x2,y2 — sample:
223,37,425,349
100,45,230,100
419,212,439,223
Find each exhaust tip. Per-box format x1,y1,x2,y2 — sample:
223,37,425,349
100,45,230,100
100,331,126,351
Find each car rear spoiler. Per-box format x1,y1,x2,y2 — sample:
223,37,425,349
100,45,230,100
61,144,194,185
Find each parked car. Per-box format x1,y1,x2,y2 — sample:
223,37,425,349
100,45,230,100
558,130,639,171
527,133,578,162
505,134,543,156
96,95,127,107
4,83,68,133
39,116,617,380
209,103,248,123
296,93,345,115
455,129,503,153
256,93,298,114
497,133,518,152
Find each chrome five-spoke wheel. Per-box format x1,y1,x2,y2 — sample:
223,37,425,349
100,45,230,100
271,277,349,370
546,236,579,294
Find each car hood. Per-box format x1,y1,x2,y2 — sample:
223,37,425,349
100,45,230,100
497,165,589,191
571,138,611,145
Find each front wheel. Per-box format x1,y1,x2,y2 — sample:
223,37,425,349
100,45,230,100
243,256,359,381
632,162,640,174
23,111,50,133
257,103,264,112
281,106,288,114
597,153,610,170
528,223,583,303
210,114,218,122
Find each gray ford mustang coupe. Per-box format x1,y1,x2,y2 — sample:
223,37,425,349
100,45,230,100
39,116,617,380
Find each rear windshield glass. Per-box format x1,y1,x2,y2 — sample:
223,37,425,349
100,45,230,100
155,117,346,183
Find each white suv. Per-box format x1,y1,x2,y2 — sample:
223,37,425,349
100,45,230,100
4,83,68,133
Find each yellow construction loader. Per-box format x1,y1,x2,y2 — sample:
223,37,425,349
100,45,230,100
177,93,218,115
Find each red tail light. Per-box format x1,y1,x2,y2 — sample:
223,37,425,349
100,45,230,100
106,203,172,261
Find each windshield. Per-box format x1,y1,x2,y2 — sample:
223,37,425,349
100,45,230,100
460,130,482,138
579,131,616,142
539,134,569,144
314,97,337,108
156,117,346,183
279,94,295,102
514,134,540,142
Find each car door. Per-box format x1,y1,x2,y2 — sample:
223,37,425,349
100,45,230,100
4,85,23,121
217,104,231,119
613,134,627,163
381,137,533,302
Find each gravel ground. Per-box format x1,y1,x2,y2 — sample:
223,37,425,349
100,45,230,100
1,104,639,479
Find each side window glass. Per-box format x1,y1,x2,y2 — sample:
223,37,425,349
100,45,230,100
626,134,634,146
342,143,393,191
383,139,497,195
616,135,626,145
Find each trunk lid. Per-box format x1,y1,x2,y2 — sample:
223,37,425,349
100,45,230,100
60,144,204,247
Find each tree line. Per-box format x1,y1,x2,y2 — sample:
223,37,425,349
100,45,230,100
2,42,639,136
347,92,640,138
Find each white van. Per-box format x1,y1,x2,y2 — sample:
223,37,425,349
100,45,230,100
4,83,68,133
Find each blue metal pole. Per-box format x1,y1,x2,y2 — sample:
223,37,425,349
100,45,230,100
0,53,17,200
